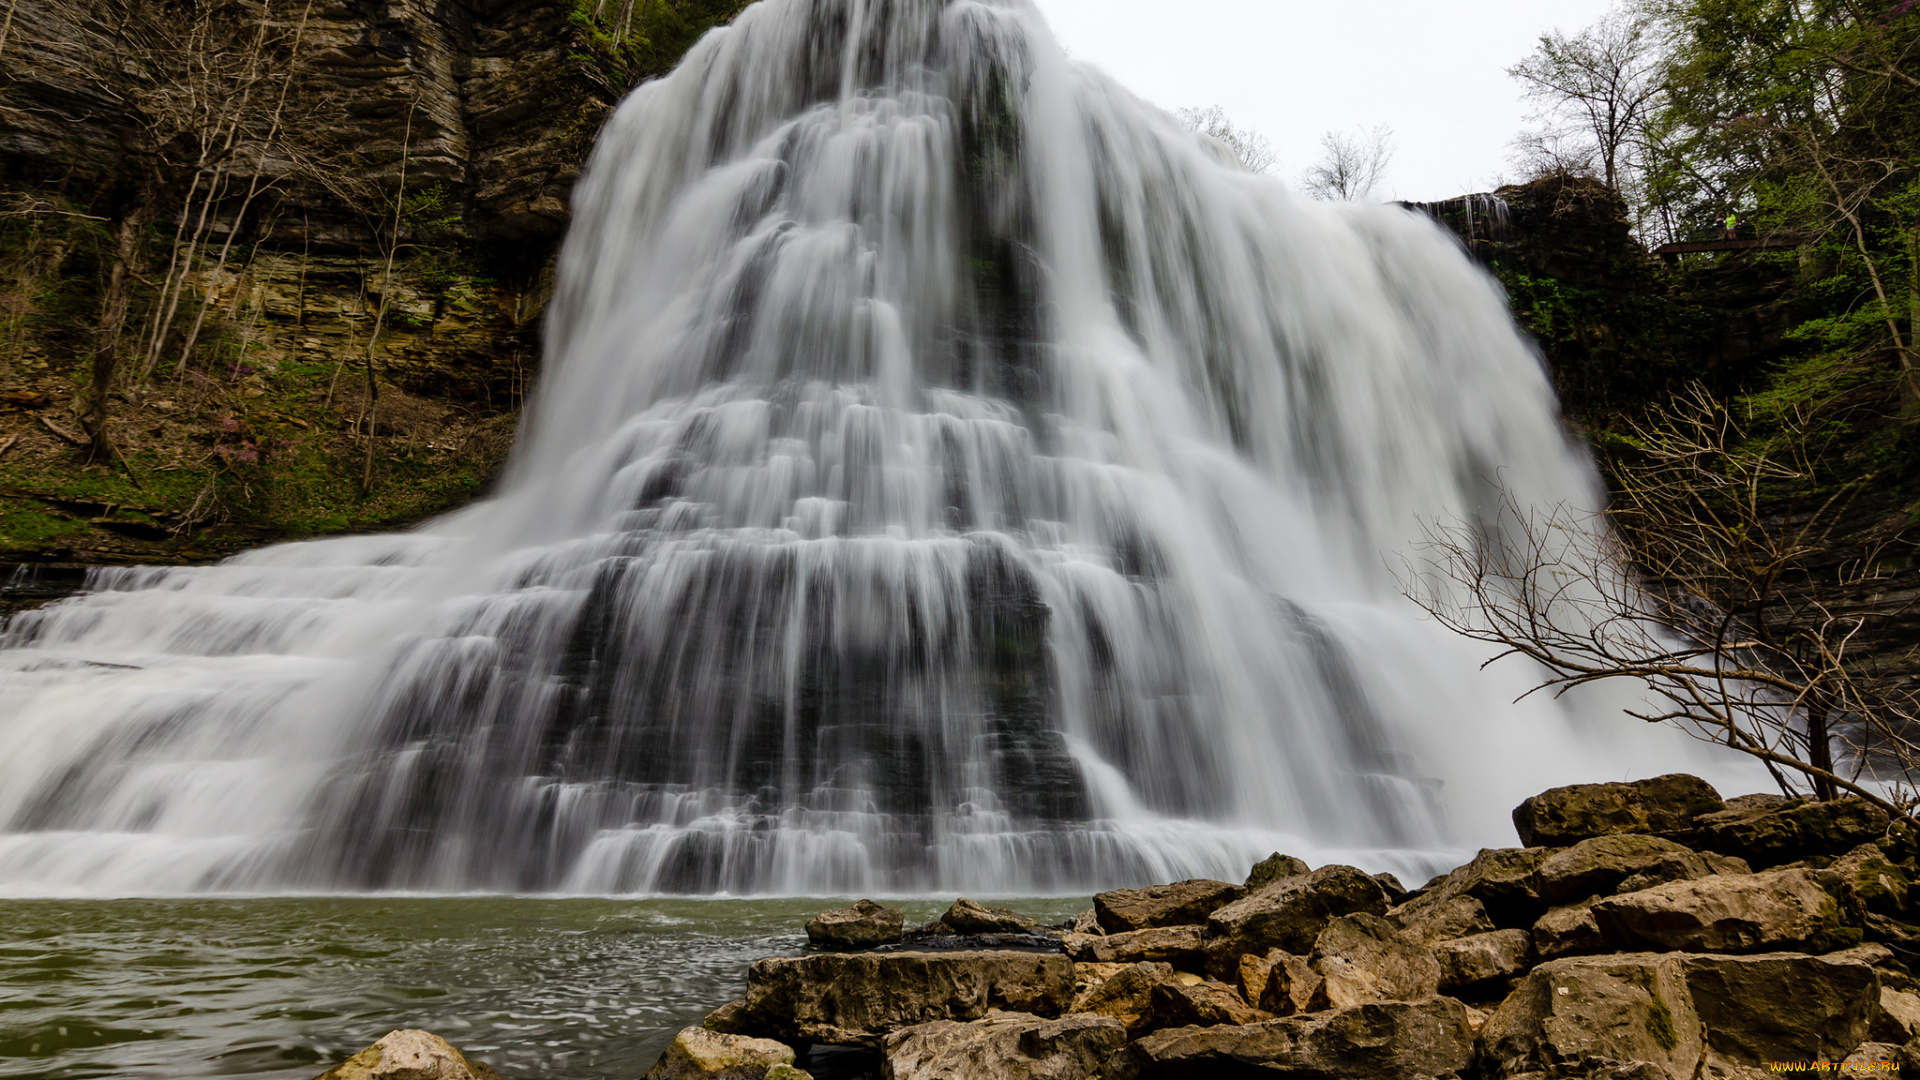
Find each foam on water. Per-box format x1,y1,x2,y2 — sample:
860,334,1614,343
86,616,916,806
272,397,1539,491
0,0,1751,896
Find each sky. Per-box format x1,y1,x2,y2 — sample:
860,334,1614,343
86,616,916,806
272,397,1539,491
1030,0,1621,203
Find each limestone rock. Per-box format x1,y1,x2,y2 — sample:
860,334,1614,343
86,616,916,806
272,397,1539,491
1679,951,1878,1065
1844,1044,1906,1072
644,1027,796,1080
1141,980,1270,1031
1373,872,1409,902
701,999,753,1035
1244,852,1310,891
1093,879,1244,934
1432,928,1533,991
743,950,1073,1045
764,1067,813,1080
1513,773,1724,846
807,899,905,950
941,898,1036,934
1678,797,1891,868
1871,987,1920,1043
1255,951,1323,1016
1062,925,1204,968
1528,834,1713,905
1235,948,1279,1005
314,1030,501,1080
1391,891,1498,945
1820,843,1912,917
1533,897,1607,960
1306,912,1441,1009
1070,909,1102,935
1068,961,1174,1033
1394,847,1550,931
1203,864,1390,968
1120,996,1475,1080
881,1013,1125,1080
1068,962,1136,1008
1480,953,1705,1080
1590,867,1849,953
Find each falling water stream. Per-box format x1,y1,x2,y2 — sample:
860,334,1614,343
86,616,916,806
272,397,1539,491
0,0,1741,902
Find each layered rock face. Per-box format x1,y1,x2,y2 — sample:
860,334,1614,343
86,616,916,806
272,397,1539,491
651,776,1920,1080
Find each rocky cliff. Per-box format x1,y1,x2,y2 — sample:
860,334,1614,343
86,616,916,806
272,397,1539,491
0,0,748,562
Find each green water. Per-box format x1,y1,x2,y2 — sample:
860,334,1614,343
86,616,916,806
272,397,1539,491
0,896,1088,1080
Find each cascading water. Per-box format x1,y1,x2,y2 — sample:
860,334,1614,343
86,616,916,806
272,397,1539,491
0,0,1735,896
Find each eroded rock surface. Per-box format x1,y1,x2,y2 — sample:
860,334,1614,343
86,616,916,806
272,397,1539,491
1094,880,1244,934
807,899,904,950
644,1027,796,1080
1590,868,1847,952
1513,774,1725,847
744,951,1073,1045
1121,997,1475,1080
314,1030,501,1080
882,1014,1125,1080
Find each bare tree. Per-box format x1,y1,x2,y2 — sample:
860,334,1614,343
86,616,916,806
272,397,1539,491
1406,387,1920,819
1508,6,1663,193
1300,125,1394,201
1176,105,1278,175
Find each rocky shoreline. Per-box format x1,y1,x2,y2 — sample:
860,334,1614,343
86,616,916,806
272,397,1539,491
313,773,1920,1079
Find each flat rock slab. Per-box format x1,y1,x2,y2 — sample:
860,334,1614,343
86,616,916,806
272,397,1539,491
1676,797,1890,868
1590,867,1846,953
1527,834,1712,905
1432,928,1532,991
883,1014,1125,1080
744,950,1073,1045
1122,996,1475,1080
1679,951,1878,1065
1513,773,1724,846
1094,879,1244,934
1063,925,1204,968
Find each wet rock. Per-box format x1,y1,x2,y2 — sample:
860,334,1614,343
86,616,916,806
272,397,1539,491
1532,897,1607,960
940,898,1035,934
881,1013,1125,1080
743,950,1073,1046
1203,864,1389,968
1480,953,1704,1080
314,1030,502,1080
1093,879,1243,934
1244,852,1310,891
1680,951,1878,1065
1141,980,1271,1031
1528,834,1713,905
1061,925,1204,968
807,899,905,950
1254,950,1323,1016
1120,996,1475,1080
1432,928,1533,991
1677,796,1891,868
1068,961,1173,1033
1391,891,1498,945
1306,912,1441,1009
1590,867,1850,953
644,1027,796,1080
1871,987,1920,1043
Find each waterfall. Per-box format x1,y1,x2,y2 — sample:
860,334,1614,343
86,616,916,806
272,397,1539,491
0,0,1730,896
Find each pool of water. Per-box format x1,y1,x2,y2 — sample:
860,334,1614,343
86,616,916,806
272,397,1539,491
0,896,1088,1080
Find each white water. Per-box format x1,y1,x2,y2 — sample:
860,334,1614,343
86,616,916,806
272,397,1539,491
0,0,1747,896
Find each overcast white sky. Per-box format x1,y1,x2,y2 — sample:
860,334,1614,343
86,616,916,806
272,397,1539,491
1030,0,1620,202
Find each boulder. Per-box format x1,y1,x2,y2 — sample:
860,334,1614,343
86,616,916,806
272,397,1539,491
1391,891,1497,945
806,899,905,950
1843,1044,1905,1072
1432,928,1533,991
1070,909,1102,935
743,951,1073,1045
1871,987,1920,1043
941,898,1035,934
1306,912,1441,1009
1235,949,1280,1005
1255,951,1323,1016
644,1028,796,1080
1532,897,1607,960
1679,951,1879,1065
1244,852,1310,891
1373,872,1409,902
1513,773,1724,847
701,999,753,1035
314,1030,501,1080
1061,925,1204,969
1120,996,1475,1080
1820,843,1912,918
1677,797,1891,868
1394,847,1550,930
1479,953,1705,1079
1093,879,1245,934
1068,962,1136,1007
1202,864,1389,969
1590,867,1850,953
1068,961,1174,1034
1141,980,1270,1031
881,1013,1125,1080
764,1068,812,1080
1528,834,1713,905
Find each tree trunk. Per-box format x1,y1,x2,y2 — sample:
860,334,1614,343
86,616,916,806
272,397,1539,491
84,208,145,465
